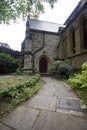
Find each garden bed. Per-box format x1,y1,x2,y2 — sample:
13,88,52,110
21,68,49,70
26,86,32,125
0,74,43,120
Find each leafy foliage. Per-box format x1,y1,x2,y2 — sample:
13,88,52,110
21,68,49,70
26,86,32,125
0,53,18,74
0,0,57,23
0,74,42,119
0,74,41,102
15,68,23,75
52,60,72,78
0,46,21,58
68,62,87,89
68,62,87,107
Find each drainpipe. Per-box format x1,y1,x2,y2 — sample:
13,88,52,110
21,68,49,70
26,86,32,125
32,54,35,74
32,32,45,74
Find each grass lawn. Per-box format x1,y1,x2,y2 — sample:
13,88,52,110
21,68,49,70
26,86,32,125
0,75,31,90
0,74,43,120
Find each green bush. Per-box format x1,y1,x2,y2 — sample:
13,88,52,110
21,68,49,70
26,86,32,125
52,60,72,78
0,74,41,102
68,62,87,107
0,89,11,101
68,62,87,90
0,53,18,74
15,68,23,75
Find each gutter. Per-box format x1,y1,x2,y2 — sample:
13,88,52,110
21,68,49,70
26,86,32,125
62,1,87,34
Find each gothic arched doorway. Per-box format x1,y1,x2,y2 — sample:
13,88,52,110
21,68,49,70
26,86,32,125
39,57,47,73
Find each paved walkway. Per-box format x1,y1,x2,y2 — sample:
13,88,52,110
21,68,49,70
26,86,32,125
0,77,87,130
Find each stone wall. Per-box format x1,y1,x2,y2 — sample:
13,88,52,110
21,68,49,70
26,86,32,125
23,31,59,73
59,6,87,70
65,52,87,70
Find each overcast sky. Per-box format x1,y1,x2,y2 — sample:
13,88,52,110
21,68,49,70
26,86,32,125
0,0,80,51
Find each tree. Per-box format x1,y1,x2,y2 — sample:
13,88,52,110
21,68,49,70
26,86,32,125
0,53,18,74
0,0,57,24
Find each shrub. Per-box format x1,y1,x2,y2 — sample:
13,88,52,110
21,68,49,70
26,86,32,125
0,53,18,74
0,89,11,101
68,62,87,107
52,60,72,78
0,74,41,102
15,68,23,75
68,62,87,90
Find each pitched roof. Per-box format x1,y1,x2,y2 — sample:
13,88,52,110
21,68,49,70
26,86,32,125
64,2,81,25
27,18,64,34
0,42,10,49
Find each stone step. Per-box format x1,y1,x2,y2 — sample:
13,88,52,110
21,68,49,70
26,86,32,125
40,73,54,77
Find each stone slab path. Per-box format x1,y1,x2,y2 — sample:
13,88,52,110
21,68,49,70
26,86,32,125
0,77,87,130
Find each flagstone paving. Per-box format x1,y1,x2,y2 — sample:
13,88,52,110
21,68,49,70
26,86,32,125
0,77,87,130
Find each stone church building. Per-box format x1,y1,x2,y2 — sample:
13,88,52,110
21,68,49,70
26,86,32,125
22,0,87,73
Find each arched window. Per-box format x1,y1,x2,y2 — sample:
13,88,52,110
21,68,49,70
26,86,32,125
83,19,87,49
71,29,76,54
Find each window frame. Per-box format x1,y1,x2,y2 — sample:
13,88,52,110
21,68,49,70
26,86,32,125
83,19,87,49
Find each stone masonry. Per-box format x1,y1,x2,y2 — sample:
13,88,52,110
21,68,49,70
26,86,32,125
22,0,87,73
22,18,61,73
58,0,87,70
